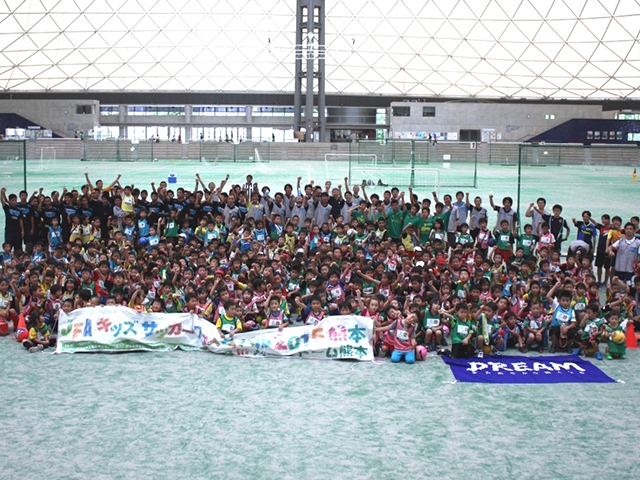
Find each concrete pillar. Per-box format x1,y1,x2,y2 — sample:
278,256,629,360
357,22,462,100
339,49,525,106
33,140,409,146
246,106,252,140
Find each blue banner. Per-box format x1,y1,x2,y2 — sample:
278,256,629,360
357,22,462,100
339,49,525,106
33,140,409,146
441,355,616,384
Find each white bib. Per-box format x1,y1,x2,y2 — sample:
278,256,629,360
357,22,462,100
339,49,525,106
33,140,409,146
426,317,440,328
457,325,469,336
556,311,570,324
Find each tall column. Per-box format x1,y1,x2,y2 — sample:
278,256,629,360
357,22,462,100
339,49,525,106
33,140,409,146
293,0,325,143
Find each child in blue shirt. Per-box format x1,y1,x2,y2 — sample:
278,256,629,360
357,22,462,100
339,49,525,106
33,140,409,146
547,281,577,353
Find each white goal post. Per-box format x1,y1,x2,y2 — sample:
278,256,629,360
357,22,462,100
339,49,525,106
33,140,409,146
324,153,378,182
349,165,441,191
39,146,56,170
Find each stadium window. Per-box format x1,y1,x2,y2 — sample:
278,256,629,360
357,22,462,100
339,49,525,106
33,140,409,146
459,129,480,142
545,114,555,120
99,105,119,115
392,106,411,117
609,131,616,139
586,131,593,140
594,131,600,140
617,131,623,140
602,131,608,140
422,106,436,117
76,105,93,114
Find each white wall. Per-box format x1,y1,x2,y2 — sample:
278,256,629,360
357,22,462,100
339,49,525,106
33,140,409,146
0,99,100,137
389,102,604,142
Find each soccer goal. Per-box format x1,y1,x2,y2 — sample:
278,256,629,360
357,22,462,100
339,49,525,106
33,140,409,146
349,164,441,191
324,153,377,181
254,148,273,175
39,146,56,170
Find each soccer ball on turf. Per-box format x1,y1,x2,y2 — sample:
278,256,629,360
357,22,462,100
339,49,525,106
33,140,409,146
611,331,626,345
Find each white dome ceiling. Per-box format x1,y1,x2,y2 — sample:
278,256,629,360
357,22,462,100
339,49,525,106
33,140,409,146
1,0,639,98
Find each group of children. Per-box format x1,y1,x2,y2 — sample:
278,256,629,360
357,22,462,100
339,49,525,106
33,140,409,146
0,171,638,362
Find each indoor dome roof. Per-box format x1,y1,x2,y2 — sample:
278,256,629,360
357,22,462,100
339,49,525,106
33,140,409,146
1,0,639,98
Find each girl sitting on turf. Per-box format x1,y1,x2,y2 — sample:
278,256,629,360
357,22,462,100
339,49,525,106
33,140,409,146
23,310,56,353
423,296,446,351
375,305,418,364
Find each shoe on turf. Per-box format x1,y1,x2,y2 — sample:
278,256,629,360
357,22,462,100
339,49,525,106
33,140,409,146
606,353,613,360
477,351,484,358
538,346,544,353
29,346,40,353
549,344,557,353
595,351,603,360
572,348,581,356
620,354,626,359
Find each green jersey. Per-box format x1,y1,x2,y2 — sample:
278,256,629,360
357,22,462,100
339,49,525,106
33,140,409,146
423,310,441,330
218,314,241,334
165,219,179,237
451,315,475,344
351,210,366,224
517,234,536,256
604,324,626,355
457,232,473,246
495,230,514,250
453,281,468,301
417,218,433,245
581,317,604,341
403,213,421,229
431,211,451,231
387,210,406,239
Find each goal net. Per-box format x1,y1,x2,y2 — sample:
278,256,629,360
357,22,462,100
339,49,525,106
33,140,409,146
324,153,377,181
349,164,441,191
39,146,56,170
0,139,26,177
254,148,273,175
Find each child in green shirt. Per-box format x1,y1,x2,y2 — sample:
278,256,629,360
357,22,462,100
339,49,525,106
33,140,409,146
443,303,475,359
604,313,626,360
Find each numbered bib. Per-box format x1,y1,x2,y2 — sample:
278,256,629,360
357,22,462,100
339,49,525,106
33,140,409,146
221,324,234,333
269,319,282,328
426,317,440,328
457,325,469,336
396,330,409,341
556,311,570,324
